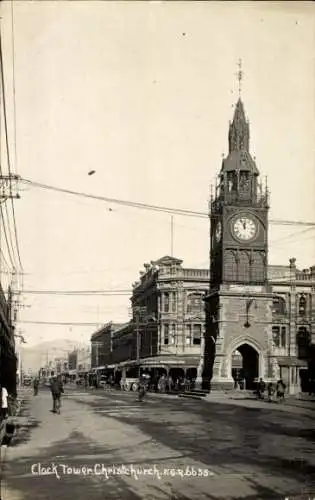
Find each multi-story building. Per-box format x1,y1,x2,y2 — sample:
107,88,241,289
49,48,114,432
77,347,91,373
0,283,16,397
204,96,315,394
90,322,128,370
103,256,210,384
68,350,77,372
89,98,314,395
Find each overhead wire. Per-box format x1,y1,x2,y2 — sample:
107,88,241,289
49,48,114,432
0,27,21,272
19,320,102,326
20,178,315,227
270,226,315,247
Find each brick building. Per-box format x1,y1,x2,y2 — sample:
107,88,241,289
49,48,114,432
90,322,128,369
203,97,315,394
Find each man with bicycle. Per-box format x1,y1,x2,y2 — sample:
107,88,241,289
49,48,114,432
50,375,64,414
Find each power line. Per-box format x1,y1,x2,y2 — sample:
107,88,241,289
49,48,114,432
17,271,315,297
21,178,204,219
20,178,315,227
271,226,315,246
0,204,16,269
18,320,102,326
0,29,22,270
16,289,131,296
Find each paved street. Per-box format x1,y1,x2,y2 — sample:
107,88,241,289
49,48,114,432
1,388,315,500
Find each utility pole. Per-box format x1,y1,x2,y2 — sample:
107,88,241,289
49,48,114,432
136,309,140,378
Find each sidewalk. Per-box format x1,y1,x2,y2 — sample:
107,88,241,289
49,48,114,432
0,388,28,445
204,391,315,414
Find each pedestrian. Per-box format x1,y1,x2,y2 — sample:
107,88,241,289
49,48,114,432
138,375,147,402
276,379,286,402
1,386,9,420
257,378,266,400
50,375,64,414
267,382,274,403
33,377,39,396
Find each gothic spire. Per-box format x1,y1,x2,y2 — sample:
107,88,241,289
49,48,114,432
228,98,250,153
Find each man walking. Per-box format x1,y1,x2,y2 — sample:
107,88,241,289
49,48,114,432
33,377,39,396
50,375,64,414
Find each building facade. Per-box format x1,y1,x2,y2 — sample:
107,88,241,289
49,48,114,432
0,284,16,398
92,256,210,383
203,97,314,394
90,322,128,369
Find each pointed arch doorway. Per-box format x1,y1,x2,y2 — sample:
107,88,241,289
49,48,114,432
231,343,259,390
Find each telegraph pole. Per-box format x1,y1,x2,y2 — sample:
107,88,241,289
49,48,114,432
136,310,140,378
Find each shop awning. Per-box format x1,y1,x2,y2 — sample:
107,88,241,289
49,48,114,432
277,356,308,368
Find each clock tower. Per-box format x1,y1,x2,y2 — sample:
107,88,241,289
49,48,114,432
210,98,269,285
203,97,274,392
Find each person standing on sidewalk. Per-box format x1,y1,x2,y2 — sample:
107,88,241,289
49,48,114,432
1,386,9,420
50,375,64,414
276,379,286,402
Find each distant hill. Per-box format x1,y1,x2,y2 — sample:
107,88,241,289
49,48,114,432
20,339,88,374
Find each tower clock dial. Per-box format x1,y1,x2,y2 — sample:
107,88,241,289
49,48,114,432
215,221,222,242
232,216,257,241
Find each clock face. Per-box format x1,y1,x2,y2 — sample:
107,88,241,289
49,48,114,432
232,216,257,241
215,221,222,242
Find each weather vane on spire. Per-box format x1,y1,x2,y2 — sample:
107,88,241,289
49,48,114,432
237,58,243,97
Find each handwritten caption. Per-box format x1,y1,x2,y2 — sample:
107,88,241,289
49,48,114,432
31,463,214,481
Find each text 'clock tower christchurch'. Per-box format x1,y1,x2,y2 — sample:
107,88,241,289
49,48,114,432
203,91,275,392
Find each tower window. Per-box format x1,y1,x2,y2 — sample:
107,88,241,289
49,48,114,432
272,296,287,315
238,252,250,282
272,326,286,348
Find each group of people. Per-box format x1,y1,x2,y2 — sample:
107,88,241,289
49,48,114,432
256,378,286,402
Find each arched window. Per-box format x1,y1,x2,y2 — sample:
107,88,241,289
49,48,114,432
225,250,237,281
298,295,307,316
251,252,265,282
187,293,203,314
238,252,250,282
272,296,287,315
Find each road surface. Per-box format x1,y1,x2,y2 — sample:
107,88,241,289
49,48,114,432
1,387,314,499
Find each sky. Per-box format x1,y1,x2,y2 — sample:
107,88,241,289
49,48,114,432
0,1,314,347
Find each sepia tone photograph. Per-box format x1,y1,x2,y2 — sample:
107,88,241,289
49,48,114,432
0,1,314,499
